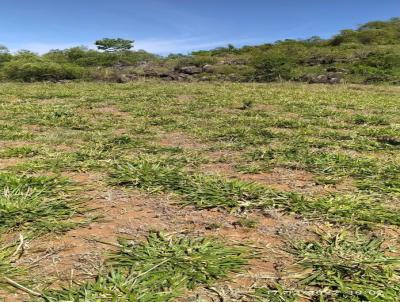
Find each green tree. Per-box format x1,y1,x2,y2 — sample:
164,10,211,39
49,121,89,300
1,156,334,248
95,38,134,52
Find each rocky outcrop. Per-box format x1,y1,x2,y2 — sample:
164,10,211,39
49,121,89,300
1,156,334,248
301,72,344,84
159,72,193,81
176,66,203,75
115,74,138,83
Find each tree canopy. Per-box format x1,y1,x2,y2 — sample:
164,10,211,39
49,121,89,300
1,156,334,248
95,38,134,52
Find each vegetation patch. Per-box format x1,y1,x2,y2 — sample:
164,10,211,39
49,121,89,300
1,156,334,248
0,244,20,288
0,146,40,159
1,19,400,84
248,145,400,194
42,232,248,301
109,155,293,210
254,231,400,302
0,80,399,300
0,172,84,234
292,231,400,301
110,156,400,226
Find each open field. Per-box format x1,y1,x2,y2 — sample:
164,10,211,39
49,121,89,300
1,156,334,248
0,81,399,301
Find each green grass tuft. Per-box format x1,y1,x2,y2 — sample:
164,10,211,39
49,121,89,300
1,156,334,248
288,230,400,301
254,285,297,302
0,146,39,158
0,173,84,234
109,155,291,210
42,232,248,302
0,245,19,287
285,194,400,226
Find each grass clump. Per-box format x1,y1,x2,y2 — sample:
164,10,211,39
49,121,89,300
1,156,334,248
254,285,297,302
0,146,39,158
109,155,291,210
248,146,400,194
0,245,20,287
286,194,400,226
110,155,186,193
0,172,83,234
288,230,400,301
110,156,400,226
43,232,248,302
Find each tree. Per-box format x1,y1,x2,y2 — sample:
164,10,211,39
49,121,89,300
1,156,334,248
95,38,134,52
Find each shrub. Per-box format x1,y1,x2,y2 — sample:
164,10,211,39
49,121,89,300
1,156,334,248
2,60,85,82
350,65,395,83
173,55,217,68
251,53,295,81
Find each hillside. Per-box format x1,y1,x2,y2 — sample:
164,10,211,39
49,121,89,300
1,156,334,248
0,18,399,84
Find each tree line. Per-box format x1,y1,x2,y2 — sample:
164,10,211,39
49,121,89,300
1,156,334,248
0,18,399,84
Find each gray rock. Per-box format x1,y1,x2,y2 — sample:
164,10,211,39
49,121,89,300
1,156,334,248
304,72,343,84
143,69,159,77
116,74,130,83
202,64,214,73
178,66,203,75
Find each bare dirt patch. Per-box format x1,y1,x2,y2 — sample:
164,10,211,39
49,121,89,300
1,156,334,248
159,132,206,150
91,105,130,118
253,104,278,111
22,125,45,133
199,163,235,175
198,163,328,195
239,168,318,193
0,158,25,170
176,95,194,102
199,163,355,196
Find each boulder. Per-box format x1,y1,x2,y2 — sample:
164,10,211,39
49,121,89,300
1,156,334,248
116,74,130,83
202,64,214,73
326,72,343,84
159,72,175,80
303,72,343,84
177,73,193,81
143,69,159,77
178,66,203,75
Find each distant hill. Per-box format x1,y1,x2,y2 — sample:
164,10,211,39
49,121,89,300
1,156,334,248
1,18,399,84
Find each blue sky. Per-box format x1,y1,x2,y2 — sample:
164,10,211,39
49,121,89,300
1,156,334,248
1,0,399,54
